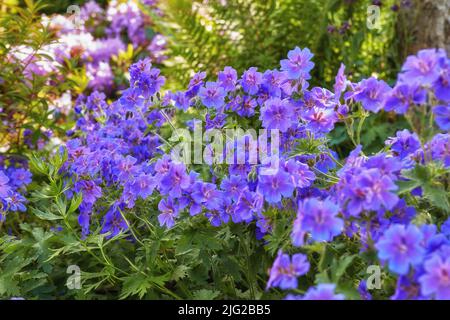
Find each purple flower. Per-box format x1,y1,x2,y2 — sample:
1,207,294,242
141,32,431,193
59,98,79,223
171,91,191,111
280,47,314,80
158,197,180,229
441,218,450,237
384,199,416,225
80,0,103,21
159,163,190,198
376,224,425,275
400,48,446,86
433,66,450,101
119,88,144,111
241,67,263,95
433,105,450,131
138,68,165,98
384,83,427,114
390,275,423,300
298,198,344,242
235,190,263,220
74,180,102,205
260,98,295,132
427,133,450,167
0,171,12,198
354,77,391,113
262,70,289,97
198,82,227,109
205,209,229,227
87,63,114,91
283,160,315,188
115,155,138,182
129,58,152,85
218,66,237,92
205,112,227,129
364,153,402,178
8,168,32,188
132,173,156,199
302,107,337,134
101,206,128,238
78,212,91,237
419,254,450,299
232,95,257,117
310,87,336,109
302,284,345,300
220,175,247,202
7,192,27,212
358,281,372,300
257,170,295,204
333,63,347,100
387,129,422,159
191,182,223,210
186,71,206,96
345,169,399,214
266,251,310,290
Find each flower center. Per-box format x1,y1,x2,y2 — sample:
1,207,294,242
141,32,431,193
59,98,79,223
440,268,450,285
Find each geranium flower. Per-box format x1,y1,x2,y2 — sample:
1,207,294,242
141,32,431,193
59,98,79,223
419,254,450,300
354,77,391,113
260,97,295,132
280,47,314,80
433,105,450,131
198,82,226,109
302,284,345,300
376,224,425,275
266,251,310,290
297,197,343,242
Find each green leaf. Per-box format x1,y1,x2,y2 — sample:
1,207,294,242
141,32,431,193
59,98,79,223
171,265,190,281
0,276,20,296
31,207,62,221
332,254,356,282
68,193,83,215
396,179,421,195
120,274,153,299
192,289,220,300
399,164,450,213
120,273,170,299
401,165,429,183
423,184,450,214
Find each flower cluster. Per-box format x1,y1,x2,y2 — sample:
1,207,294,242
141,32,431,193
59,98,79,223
39,45,450,299
2,1,167,157
40,0,166,93
0,159,32,221
8,0,165,99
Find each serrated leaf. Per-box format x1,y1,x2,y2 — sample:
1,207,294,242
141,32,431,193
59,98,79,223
423,184,450,214
120,273,170,299
171,265,190,281
402,165,429,182
396,179,421,195
0,276,20,296
31,208,62,221
68,193,83,215
120,274,152,299
192,289,220,300
332,254,356,282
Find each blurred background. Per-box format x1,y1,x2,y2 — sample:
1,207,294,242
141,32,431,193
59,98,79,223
1,0,448,155
5,0,449,87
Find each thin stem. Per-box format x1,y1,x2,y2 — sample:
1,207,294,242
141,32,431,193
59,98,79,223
118,208,146,247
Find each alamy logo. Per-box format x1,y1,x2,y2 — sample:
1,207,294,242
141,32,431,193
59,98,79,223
366,265,382,290
169,123,281,175
367,5,381,30
67,5,83,30
66,265,81,290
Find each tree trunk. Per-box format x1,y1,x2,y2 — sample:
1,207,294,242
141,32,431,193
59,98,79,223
397,0,450,58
